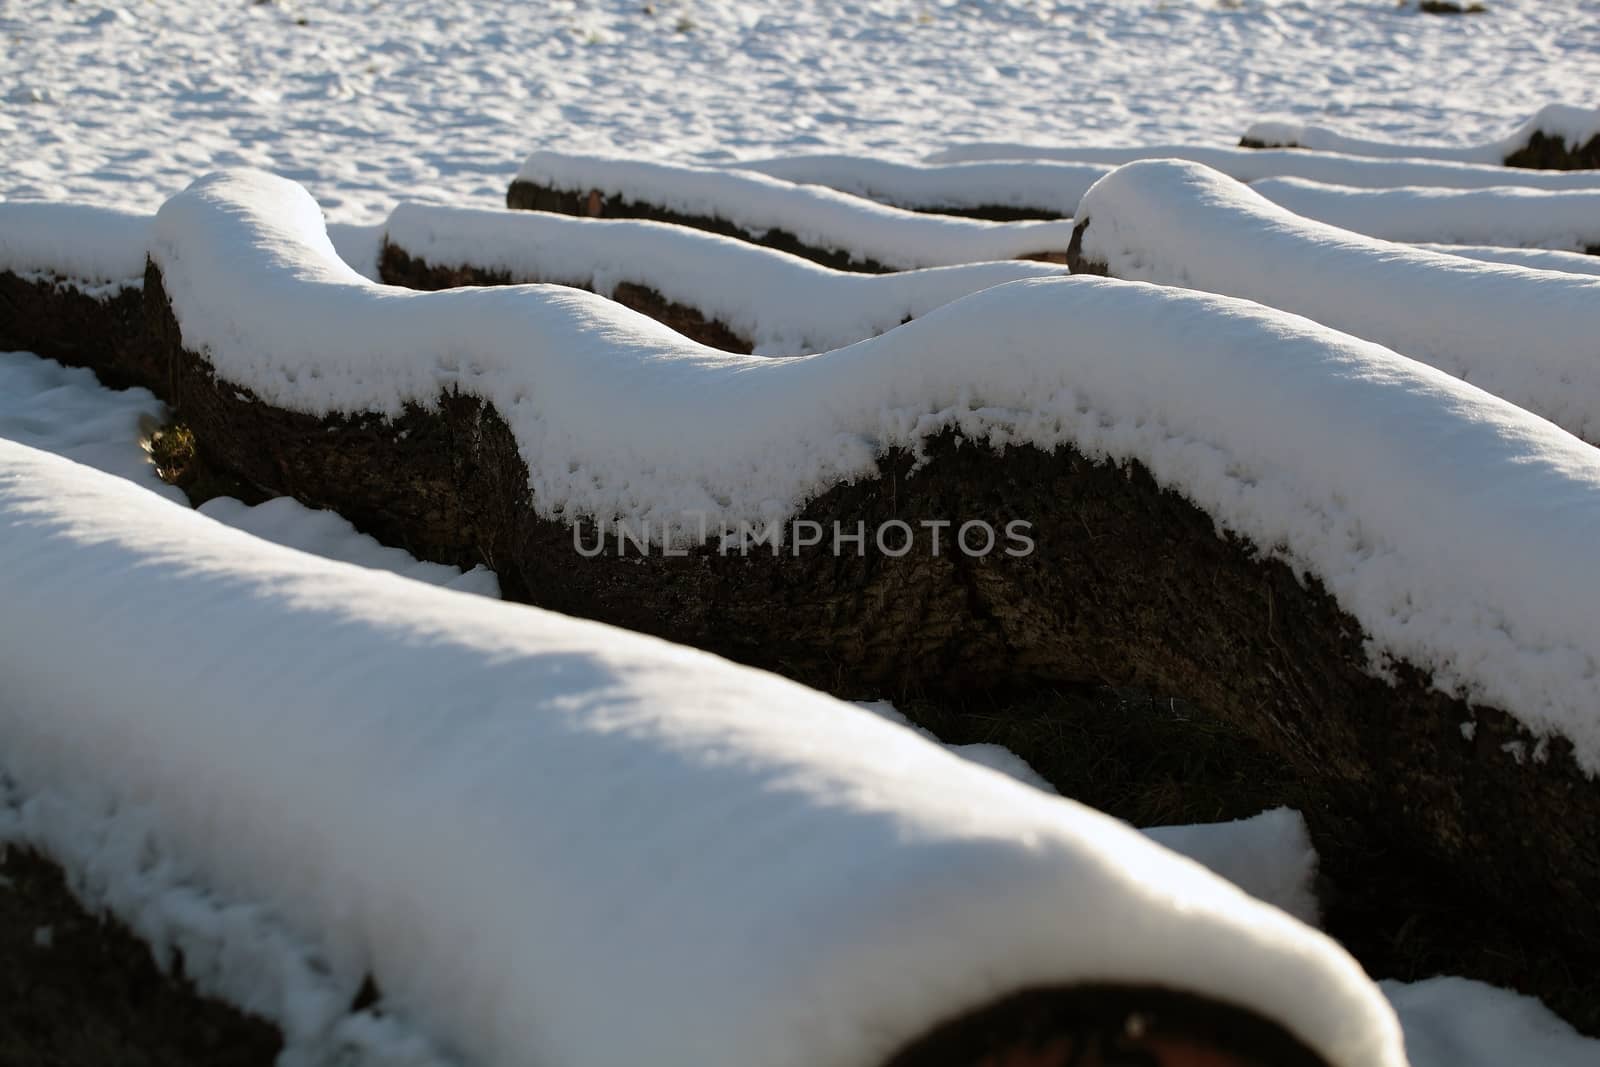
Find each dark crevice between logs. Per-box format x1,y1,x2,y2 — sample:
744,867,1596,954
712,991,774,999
377,242,755,353
3,260,1599,1044
884,985,1331,1067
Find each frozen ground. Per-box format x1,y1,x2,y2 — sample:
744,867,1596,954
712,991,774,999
2,0,1598,222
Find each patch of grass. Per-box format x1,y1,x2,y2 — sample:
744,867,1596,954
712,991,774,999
145,421,268,508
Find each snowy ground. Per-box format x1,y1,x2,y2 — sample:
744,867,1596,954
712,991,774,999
2,0,1598,222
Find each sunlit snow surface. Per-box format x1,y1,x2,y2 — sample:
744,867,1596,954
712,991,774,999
2,0,1598,222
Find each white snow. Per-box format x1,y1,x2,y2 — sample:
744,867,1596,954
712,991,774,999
0,349,499,597
384,203,1064,354
1416,243,1600,277
1384,977,1600,1067
7,1,1599,223
514,151,1078,270
1251,178,1600,251
1072,159,1600,443
0,202,151,287
927,141,1600,192
724,155,1105,217
148,168,1600,774
0,437,1407,1067
1243,103,1600,164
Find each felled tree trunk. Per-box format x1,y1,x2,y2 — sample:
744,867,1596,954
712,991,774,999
129,258,1600,1012
376,243,755,353
0,272,160,393
506,179,900,273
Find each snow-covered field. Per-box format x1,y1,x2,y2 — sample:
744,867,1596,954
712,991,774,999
4,1,1600,1065
4,0,1599,222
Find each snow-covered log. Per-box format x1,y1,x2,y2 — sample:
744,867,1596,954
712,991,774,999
0,203,157,390
508,151,1077,271
1250,178,1600,253
1242,103,1600,171
927,139,1600,191
0,437,1402,1067
722,154,1104,219
378,203,1063,354
9,171,1600,979
1066,160,1600,443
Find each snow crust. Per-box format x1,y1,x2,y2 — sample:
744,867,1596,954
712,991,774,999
384,203,1063,354
0,437,1406,1067
1074,160,1600,443
725,155,1105,217
1250,178,1600,251
514,151,1077,269
1243,103,1600,164
927,141,1600,191
0,201,151,286
148,169,1600,774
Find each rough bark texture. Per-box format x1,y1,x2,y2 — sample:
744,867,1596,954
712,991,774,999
884,986,1330,1067
6,261,1600,1035
506,179,1071,272
0,845,281,1067
1504,129,1600,171
0,272,161,392
377,242,756,353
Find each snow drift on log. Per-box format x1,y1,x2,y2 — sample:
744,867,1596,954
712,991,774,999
926,140,1600,191
1242,103,1600,167
512,150,1077,269
1250,178,1600,252
1070,159,1600,444
382,203,1063,354
0,438,1403,1067
724,154,1106,218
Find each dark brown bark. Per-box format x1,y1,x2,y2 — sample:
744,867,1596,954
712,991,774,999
376,242,756,353
1504,129,1600,171
0,272,161,393
884,986,1330,1067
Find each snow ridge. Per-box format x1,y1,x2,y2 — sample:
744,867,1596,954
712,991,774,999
724,154,1106,217
1073,159,1600,444
514,150,1077,269
1250,178,1600,251
1242,103,1600,165
926,141,1600,191
384,203,1063,354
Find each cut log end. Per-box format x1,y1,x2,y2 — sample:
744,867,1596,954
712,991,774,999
883,986,1331,1067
